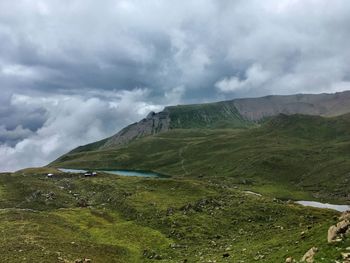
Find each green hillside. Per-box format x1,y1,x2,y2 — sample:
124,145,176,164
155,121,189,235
51,114,350,202
166,101,252,129
2,113,350,262
0,169,347,262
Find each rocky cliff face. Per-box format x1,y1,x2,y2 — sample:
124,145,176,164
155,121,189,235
88,90,350,150
100,110,170,149
233,91,350,121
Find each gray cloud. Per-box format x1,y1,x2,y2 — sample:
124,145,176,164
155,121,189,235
1,0,350,171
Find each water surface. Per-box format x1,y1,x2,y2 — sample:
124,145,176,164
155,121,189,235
58,168,160,178
58,168,87,173
296,201,350,212
101,170,160,177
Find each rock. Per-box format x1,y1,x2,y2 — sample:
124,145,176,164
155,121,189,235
166,207,174,216
340,211,350,221
285,257,293,263
301,247,318,263
74,257,91,262
342,252,350,260
169,243,187,249
328,225,338,243
328,219,350,243
101,110,170,149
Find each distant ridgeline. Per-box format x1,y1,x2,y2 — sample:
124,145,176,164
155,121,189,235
67,90,350,153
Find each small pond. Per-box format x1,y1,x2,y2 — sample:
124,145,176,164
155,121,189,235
58,168,161,178
58,168,87,174
296,201,350,212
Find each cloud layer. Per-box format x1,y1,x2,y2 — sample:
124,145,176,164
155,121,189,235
1,0,350,171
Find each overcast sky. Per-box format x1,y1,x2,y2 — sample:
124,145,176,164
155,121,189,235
1,0,350,171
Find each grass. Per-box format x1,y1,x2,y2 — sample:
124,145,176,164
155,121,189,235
166,101,252,129
0,170,349,262
52,114,350,203
2,113,350,261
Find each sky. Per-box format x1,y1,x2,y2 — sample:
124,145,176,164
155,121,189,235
1,0,350,171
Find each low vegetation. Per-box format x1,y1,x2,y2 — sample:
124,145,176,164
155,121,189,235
52,114,350,203
0,170,349,262
1,113,350,261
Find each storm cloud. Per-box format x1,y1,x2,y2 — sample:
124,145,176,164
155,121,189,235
1,0,350,171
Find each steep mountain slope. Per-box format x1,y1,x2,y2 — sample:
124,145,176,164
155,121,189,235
233,90,350,121
76,90,350,151
51,113,350,201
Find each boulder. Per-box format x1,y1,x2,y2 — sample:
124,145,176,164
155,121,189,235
340,211,350,221
342,252,350,263
328,219,350,243
342,252,350,260
301,247,318,263
328,225,338,243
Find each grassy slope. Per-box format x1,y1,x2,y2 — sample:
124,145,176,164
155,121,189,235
66,101,253,154
0,171,348,262
167,101,252,129
3,113,350,262
51,114,350,203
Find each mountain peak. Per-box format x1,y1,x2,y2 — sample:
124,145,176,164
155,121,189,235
70,90,350,151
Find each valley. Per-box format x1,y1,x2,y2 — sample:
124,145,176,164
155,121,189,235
0,169,348,262
2,92,350,262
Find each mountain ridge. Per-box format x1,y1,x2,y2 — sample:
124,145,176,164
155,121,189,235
75,90,350,152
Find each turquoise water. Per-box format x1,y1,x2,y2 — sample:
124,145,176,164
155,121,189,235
296,201,350,212
58,168,87,173
58,168,160,178
101,170,160,177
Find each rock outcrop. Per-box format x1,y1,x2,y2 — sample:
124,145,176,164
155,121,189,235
328,211,350,243
101,110,170,149
233,91,350,121
301,247,318,263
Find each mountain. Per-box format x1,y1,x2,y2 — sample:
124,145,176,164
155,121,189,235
70,90,350,152
50,112,350,200
51,89,350,203
7,91,350,262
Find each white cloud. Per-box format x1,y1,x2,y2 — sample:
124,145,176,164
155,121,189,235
0,90,163,172
1,0,350,171
215,64,271,93
0,125,33,145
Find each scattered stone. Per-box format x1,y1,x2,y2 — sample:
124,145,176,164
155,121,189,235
169,243,187,249
301,247,318,263
77,198,89,207
328,218,350,243
285,257,293,263
341,252,350,260
166,207,174,216
340,211,350,221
